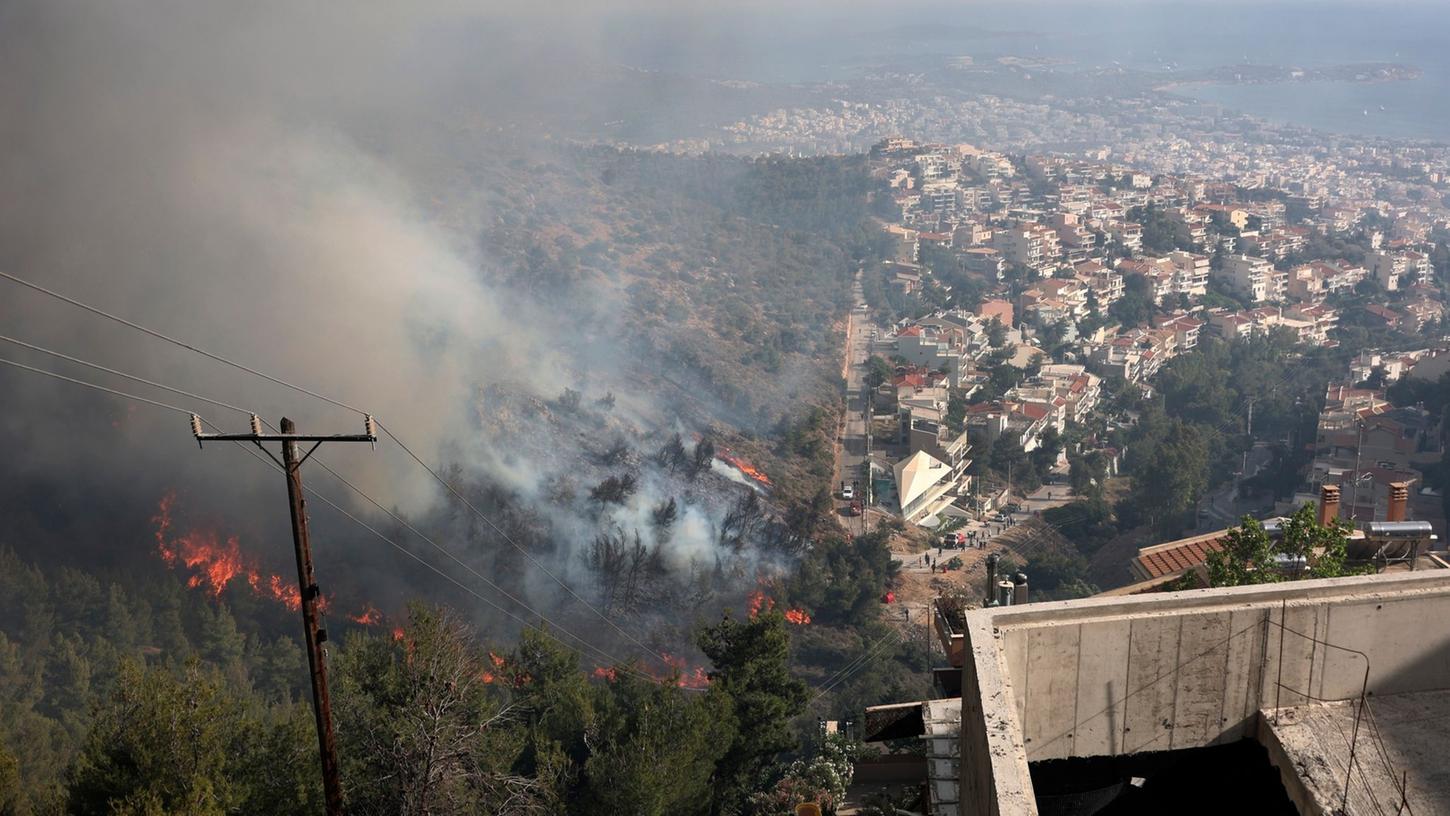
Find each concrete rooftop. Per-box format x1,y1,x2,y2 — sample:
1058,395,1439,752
958,570,1450,816
1260,689,1450,816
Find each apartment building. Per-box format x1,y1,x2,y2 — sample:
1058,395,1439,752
1020,279,1089,323
1368,250,1434,291
1219,254,1287,303
1117,257,1179,303
992,224,1061,276
1284,303,1339,345
1166,250,1210,296
962,247,1005,281
1073,260,1124,307
1286,260,1365,302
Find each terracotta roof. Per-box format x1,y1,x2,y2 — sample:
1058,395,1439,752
1017,402,1050,421
1133,533,1228,579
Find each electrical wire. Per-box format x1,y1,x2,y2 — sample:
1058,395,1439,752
0,355,199,416
811,627,902,702
0,333,258,416
301,453,692,685
1,270,677,668
378,421,676,667
0,352,686,689
220,435,673,688
0,270,367,415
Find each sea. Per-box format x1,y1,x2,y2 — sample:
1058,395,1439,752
594,2,1450,144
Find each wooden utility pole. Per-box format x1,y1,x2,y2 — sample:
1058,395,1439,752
193,413,377,816
281,417,344,815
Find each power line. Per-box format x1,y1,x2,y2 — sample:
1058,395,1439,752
303,453,687,683
2,270,677,668
0,354,683,688
0,270,367,415
812,627,901,702
222,437,673,688
0,333,257,416
2,347,684,684
376,422,675,667
0,355,199,416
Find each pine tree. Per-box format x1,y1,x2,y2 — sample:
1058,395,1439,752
697,610,808,815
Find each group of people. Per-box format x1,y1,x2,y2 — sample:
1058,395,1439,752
915,511,1026,573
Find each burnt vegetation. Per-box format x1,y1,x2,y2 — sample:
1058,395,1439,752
0,144,924,813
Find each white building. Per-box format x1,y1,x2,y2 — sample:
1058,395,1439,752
1219,255,1286,304
894,451,956,523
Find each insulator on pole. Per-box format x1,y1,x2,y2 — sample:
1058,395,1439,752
250,414,264,436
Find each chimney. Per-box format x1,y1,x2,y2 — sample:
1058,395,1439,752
1387,481,1409,522
996,580,1015,607
1012,572,1029,606
985,553,1000,605
1317,484,1340,526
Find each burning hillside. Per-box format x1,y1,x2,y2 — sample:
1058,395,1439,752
716,449,773,490
151,491,389,626
468,386,806,618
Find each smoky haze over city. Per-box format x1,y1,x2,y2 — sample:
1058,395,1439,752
2,1,1450,815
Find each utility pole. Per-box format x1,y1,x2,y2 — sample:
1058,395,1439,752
193,413,376,816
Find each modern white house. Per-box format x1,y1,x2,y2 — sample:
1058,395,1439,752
894,450,956,523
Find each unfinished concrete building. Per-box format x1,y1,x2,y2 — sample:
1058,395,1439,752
957,570,1450,815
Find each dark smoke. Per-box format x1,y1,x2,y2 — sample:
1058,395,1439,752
0,1,812,662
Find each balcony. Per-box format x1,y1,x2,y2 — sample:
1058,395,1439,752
933,596,969,667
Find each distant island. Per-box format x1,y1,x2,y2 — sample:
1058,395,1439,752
1157,62,1422,90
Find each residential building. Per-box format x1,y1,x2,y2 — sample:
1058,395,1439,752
1152,313,1205,351
908,413,973,485
1074,260,1124,307
1284,303,1338,345
893,450,955,523
962,247,1005,281
1368,250,1434,291
1020,279,1089,323
992,224,1061,276
1219,254,1286,303
976,299,1014,328
890,324,974,386
1165,250,1210,297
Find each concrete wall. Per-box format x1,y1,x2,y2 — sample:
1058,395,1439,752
958,571,1450,816
959,615,1036,816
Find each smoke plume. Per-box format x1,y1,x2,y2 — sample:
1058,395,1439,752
0,0,806,661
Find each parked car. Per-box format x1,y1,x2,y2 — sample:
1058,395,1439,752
842,483,855,500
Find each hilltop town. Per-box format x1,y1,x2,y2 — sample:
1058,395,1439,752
846,133,1449,598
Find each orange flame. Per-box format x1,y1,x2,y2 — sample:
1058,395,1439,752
151,492,348,617
481,671,497,684
152,491,176,553
659,653,712,689
348,604,382,626
391,627,405,642
592,666,618,682
718,451,773,488
748,589,808,625
747,590,775,619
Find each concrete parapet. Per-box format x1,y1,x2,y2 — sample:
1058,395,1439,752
957,570,1450,815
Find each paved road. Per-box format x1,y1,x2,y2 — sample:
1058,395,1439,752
1196,443,1276,530
833,270,874,533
